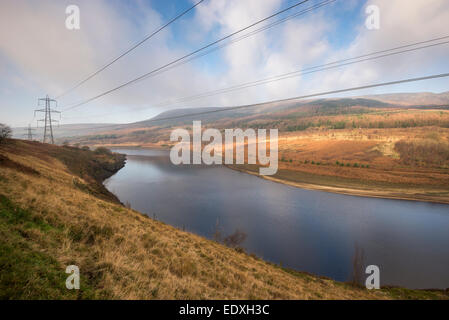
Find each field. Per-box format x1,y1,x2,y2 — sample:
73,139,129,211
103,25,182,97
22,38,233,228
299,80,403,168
1,139,448,299
231,126,449,203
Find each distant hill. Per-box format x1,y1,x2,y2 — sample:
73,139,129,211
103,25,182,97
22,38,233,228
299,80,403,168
21,91,449,141
12,123,122,141
361,91,449,106
131,107,230,127
133,92,449,128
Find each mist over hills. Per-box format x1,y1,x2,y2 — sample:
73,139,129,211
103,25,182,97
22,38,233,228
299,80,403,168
361,91,449,106
116,91,449,129
11,123,121,141
12,91,449,141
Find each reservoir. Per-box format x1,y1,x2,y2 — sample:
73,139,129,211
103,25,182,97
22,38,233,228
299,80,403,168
105,148,449,289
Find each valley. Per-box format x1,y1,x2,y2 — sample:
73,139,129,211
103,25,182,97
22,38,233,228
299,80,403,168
58,93,449,203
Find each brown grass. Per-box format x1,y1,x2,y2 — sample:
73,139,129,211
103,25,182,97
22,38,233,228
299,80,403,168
1,140,447,299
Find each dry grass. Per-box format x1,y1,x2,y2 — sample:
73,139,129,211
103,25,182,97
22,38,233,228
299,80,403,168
0,140,447,300
272,127,449,191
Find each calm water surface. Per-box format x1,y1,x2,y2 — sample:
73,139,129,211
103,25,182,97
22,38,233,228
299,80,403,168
105,148,449,289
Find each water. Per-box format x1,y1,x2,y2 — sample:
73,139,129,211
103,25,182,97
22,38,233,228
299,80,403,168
105,148,449,289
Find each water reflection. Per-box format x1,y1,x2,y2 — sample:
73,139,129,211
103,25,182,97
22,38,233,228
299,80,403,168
105,148,449,289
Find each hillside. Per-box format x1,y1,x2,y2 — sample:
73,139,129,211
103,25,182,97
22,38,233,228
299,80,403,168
61,93,449,146
12,123,123,142
58,94,449,204
54,91,449,138
362,91,449,106
1,139,447,299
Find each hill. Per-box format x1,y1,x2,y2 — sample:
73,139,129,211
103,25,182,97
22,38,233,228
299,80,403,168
23,91,449,204
18,92,448,143
1,139,447,299
361,91,449,106
12,123,123,142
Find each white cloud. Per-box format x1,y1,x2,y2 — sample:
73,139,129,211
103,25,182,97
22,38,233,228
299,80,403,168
1,0,448,127
308,0,449,94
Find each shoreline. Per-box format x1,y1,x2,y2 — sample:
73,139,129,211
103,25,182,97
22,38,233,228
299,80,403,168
102,145,449,205
227,166,449,205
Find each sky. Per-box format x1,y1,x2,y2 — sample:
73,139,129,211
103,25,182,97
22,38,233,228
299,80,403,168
1,0,448,127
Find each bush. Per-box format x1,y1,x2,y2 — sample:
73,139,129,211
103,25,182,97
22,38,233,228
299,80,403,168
223,229,247,249
0,124,12,143
94,147,112,155
395,139,449,167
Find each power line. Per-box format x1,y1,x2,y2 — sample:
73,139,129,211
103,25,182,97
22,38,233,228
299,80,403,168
68,72,449,132
55,0,206,99
61,0,334,113
154,37,449,107
23,124,36,141
123,73,449,122
124,0,338,88
67,35,449,119
34,95,61,144
61,0,311,112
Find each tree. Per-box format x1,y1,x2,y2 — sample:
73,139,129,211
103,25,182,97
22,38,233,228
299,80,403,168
0,123,12,143
95,146,112,155
223,229,247,249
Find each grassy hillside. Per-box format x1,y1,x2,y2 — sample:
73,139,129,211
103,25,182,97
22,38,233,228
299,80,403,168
0,139,447,299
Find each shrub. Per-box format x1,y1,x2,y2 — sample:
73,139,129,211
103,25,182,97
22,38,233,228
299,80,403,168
95,147,112,155
223,229,247,249
332,121,346,130
395,139,449,167
0,124,12,144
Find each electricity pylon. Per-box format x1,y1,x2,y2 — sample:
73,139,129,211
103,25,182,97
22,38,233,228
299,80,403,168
34,95,60,144
23,124,36,141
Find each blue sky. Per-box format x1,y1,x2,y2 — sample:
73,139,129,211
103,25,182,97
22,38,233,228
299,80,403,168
1,0,448,127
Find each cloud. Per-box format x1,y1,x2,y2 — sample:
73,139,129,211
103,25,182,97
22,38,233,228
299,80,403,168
1,0,448,127
0,0,212,124
310,0,449,94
